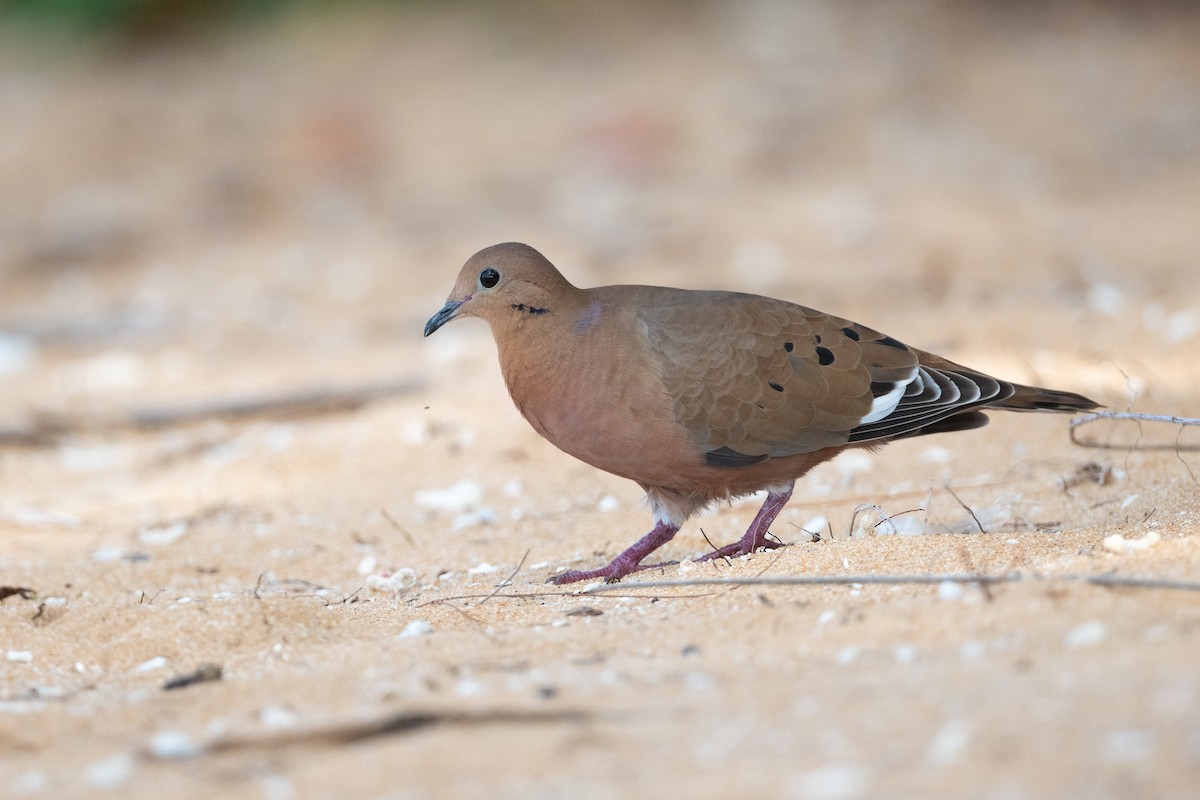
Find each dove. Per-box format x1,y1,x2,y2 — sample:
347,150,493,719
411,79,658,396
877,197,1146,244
423,243,1098,584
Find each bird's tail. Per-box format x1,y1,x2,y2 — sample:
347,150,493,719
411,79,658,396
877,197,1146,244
990,383,1100,413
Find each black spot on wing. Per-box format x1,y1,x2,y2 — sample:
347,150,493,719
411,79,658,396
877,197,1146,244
877,335,907,350
704,447,770,468
784,341,794,352
815,346,834,366
769,381,784,392
841,327,860,341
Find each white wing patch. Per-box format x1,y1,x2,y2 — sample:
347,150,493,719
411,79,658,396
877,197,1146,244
858,368,919,425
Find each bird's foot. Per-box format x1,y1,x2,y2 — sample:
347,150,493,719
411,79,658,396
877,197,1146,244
694,533,783,562
694,483,796,564
547,558,676,585
546,520,680,585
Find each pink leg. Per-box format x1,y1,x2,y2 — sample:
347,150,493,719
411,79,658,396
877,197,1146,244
696,484,795,562
548,520,680,585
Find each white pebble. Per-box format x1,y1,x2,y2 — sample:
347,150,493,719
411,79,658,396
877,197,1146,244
135,656,168,672
467,562,499,575
893,645,917,665
452,509,496,530
959,640,986,662
1165,309,1199,344
148,730,202,759
259,705,300,729
2,507,80,528
596,494,620,512
10,769,46,793
801,515,828,537
0,332,36,376
259,773,295,800
816,609,837,626
1064,620,1108,648
398,620,432,639
1143,623,1170,642
835,646,860,665
138,521,188,546
91,546,125,563
356,554,378,575
1102,532,1161,555
788,764,870,800
403,419,432,445
529,561,550,570
86,753,135,789
414,479,483,512
365,568,416,594
921,445,952,464
61,444,121,473
6,650,33,663
936,581,964,601
1088,282,1125,315
927,719,973,766
835,451,873,480
1101,728,1156,762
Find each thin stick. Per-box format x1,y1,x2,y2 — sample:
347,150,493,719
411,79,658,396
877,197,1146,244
584,573,1018,592
1070,411,1200,451
942,483,986,534
475,549,530,608
581,572,1200,593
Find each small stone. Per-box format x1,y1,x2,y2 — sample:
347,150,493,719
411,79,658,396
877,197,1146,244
138,521,188,546
148,730,202,759
135,656,168,672
788,764,870,800
1064,620,1107,648
936,581,964,601
398,620,432,639
414,479,483,512
1102,531,1161,554
836,646,860,665
596,494,620,512
86,753,135,789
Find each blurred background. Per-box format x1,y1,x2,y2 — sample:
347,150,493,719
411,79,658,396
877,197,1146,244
2,6,1199,797
1,0,1198,421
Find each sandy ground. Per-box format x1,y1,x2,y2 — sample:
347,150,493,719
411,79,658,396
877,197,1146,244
2,2,1200,798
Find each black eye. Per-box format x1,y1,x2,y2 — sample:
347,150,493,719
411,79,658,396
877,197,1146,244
479,268,500,288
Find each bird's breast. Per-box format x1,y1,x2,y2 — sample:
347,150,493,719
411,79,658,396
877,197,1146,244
497,326,694,484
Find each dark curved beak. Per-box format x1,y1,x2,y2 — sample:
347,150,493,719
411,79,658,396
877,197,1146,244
423,298,466,337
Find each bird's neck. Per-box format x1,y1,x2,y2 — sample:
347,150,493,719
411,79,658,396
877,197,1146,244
491,293,598,436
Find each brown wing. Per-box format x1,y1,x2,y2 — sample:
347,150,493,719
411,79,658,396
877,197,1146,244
639,289,1015,463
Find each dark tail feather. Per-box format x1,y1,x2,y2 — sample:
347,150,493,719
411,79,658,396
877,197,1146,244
888,410,992,442
991,383,1100,413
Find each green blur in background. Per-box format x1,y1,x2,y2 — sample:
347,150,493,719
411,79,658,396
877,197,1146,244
2,0,352,38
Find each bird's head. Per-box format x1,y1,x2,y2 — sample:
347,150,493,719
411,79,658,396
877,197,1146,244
423,242,578,337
